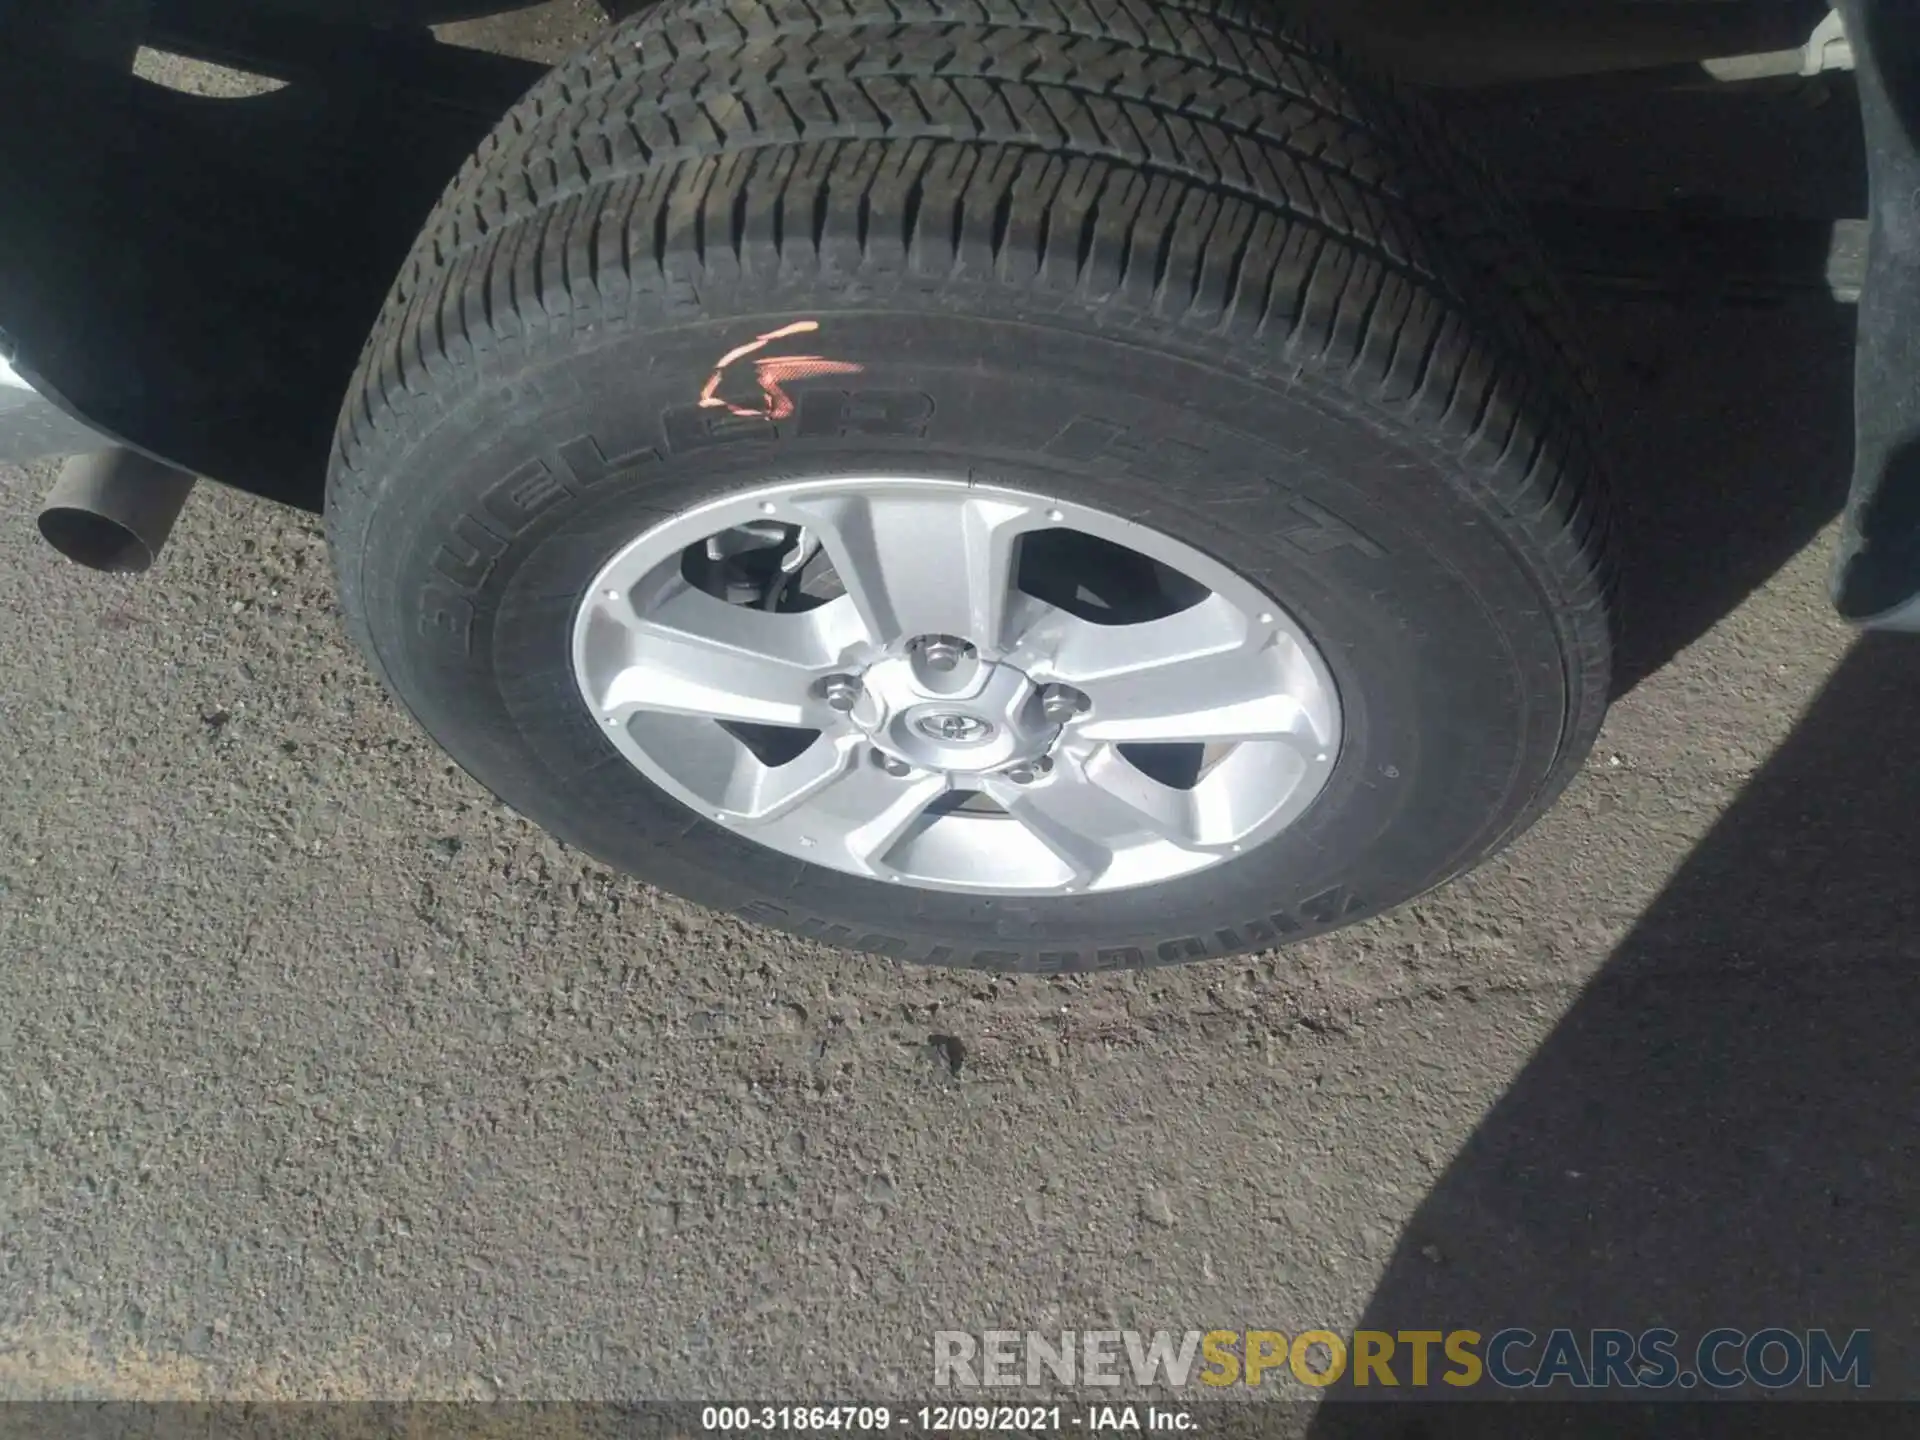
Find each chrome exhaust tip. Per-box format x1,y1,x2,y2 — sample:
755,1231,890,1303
37,448,198,573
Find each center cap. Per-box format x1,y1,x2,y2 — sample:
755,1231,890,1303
913,712,995,745
848,654,1058,775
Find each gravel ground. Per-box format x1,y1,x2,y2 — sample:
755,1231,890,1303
5,2,1918,1412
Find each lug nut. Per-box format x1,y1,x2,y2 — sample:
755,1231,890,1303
1005,756,1054,785
876,753,912,777
821,674,862,712
912,634,975,673
1039,684,1088,724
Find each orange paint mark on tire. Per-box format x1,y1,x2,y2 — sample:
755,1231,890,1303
698,319,865,420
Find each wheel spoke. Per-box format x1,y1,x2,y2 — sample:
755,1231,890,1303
981,747,1199,886
583,583,850,729
789,488,1038,651
717,731,855,821
1046,595,1329,748
741,746,951,877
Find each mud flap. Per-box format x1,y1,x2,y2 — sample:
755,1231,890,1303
1835,0,1920,629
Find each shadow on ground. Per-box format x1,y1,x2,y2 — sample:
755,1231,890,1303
1294,72,1920,1440
1305,639,1920,1433
1585,293,1855,695
1300,84,1920,1421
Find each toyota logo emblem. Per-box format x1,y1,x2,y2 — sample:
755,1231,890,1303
914,712,995,744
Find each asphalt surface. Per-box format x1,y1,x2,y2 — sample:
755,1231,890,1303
6,5,1920,1412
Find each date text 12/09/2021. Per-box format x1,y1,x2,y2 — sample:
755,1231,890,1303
700,1406,1195,1432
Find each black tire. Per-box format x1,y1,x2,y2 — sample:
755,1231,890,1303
327,0,1614,972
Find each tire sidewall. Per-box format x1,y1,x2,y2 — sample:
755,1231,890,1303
342,299,1572,968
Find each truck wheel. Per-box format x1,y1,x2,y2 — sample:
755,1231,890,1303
326,0,1614,971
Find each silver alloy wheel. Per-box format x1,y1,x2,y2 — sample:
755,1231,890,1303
571,478,1342,894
